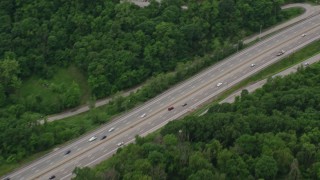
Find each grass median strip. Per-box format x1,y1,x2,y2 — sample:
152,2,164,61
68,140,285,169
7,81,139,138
195,39,320,116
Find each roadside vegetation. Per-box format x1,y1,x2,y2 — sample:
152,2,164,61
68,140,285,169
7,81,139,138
0,0,311,176
213,39,320,106
73,60,320,180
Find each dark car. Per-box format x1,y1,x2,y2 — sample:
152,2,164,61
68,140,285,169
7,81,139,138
4,177,10,180
182,103,187,107
49,175,56,179
168,107,174,111
101,135,107,140
65,150,71,155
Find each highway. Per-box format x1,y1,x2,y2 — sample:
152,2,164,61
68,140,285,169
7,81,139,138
3,5,320,180
42,3,317,123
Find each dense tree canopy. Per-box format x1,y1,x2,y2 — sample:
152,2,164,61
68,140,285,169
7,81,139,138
1,0,286,100
73,63,320,179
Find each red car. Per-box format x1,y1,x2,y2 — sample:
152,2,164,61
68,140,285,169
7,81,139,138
168,107,174,111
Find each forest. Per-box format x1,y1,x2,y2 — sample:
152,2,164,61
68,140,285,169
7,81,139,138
0,0,313,172
73,62,320,179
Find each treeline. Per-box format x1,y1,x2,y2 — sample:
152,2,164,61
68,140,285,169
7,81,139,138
0,0,285,104
73,63,320,179
0,0,300,168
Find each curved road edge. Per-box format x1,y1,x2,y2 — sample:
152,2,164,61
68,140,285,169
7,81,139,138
220,53,320,104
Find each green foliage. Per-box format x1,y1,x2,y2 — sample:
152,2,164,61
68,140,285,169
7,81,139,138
75,62,320,179
0,0,307,175
16,66,86,114
255,155,278,179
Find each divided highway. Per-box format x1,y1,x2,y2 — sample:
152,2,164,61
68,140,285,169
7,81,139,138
3,6,320,180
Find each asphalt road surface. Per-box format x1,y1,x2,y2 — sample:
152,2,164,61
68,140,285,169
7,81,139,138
220,53,320,104
3,5,320,180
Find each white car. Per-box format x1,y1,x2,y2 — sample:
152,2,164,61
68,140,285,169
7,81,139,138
117,142,124,147
140,113,146,118
88,136,97,142
301,33,306,37
108,127,115,132
250,63,255,67
217,83,223,87
304,62,309,66
277,50,285,56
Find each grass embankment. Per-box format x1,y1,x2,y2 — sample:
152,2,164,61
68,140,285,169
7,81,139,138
0,6,306,177
196,39,320,116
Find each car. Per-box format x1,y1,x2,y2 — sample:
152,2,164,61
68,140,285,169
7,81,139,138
108,127,115,132
182,103,187,107
49,175,56,179
277,50,285,56
4,177,10,180
304,62,309,66
101,135,107,140
88,136,97,142
65,150,71,155
117,142,124,147
168,107,174,111
140,113,146,118
301,33,306,37
217,82,222,87
250,63,255,67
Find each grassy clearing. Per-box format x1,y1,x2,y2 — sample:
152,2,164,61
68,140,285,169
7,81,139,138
18,65,90,112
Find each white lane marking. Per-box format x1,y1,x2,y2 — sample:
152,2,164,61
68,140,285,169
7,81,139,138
31,167,36,171
88,154,92,158
77,148,81,151
126,121,130,125
128,137,131,140
50,162,53,165
78,163,82,167
103,149,109,153
35,169,39,173
191,86,195,89
194,99,198,101
90,156,95,160
60,168,65,172
139,130,144,133
60,173,72,180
